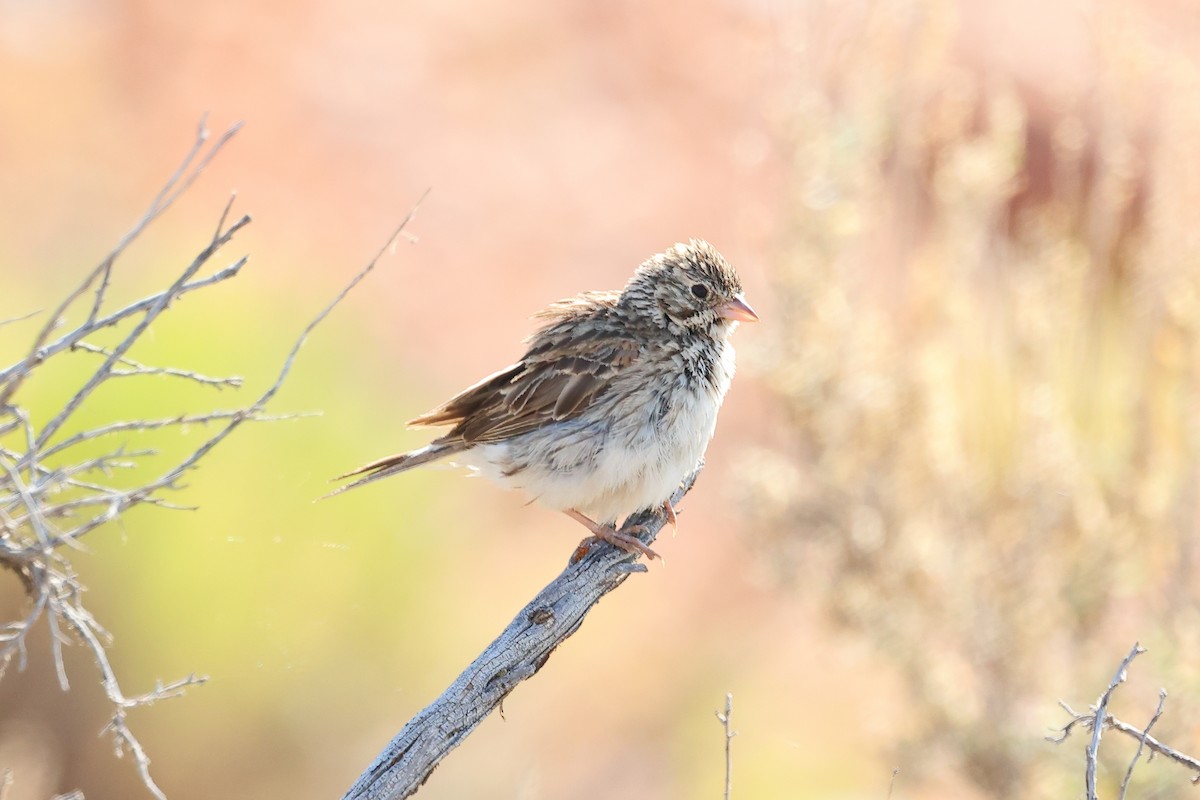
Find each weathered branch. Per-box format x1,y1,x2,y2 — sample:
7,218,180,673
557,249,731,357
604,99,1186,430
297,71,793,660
342,467,703,800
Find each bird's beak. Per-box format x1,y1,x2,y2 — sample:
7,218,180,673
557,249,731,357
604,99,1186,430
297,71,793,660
717,295,759,323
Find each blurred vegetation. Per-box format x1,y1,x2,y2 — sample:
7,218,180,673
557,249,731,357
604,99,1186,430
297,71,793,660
742,1,1200,796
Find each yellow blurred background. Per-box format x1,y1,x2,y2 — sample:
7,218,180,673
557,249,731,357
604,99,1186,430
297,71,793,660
2,1,1200,798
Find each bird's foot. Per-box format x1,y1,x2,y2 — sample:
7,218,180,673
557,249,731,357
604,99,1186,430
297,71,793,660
592,524,661,560
565,509,661,561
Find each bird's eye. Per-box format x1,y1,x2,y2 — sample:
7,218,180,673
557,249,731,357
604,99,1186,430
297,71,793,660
690,284,709,299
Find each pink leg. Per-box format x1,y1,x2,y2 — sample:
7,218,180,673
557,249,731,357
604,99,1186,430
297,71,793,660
564,509,660,560
662,500,678,532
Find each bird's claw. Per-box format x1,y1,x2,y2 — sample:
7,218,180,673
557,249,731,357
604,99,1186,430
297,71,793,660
662,500,680,534
597,525,661,560
565,509,661,561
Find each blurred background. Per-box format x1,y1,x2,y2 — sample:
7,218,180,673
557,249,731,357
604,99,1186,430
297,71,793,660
2,0,1200,797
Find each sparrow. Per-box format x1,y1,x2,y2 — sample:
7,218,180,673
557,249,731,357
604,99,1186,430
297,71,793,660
331,239,757,559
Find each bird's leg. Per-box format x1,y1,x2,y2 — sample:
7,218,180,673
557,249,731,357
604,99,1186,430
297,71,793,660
662,500,679,534
564,509,660,560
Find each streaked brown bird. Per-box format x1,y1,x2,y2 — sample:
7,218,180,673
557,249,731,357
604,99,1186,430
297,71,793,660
331,240,757,558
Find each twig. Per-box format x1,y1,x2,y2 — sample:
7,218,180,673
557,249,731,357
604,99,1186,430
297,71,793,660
0,256,248,397
32,215,251,449
0,118,241,408
138,190,430,500
1049,644,1200,791
1109,716,1200,783
715,692,737,800
37,409,296,461
1086,643,1146,799
1119,688,1167,800
0,120,427,800
70,341,244,389
1052,704,1200,784
342,467,703,800
886,768,900,800
67,589,206,800
0,310,42,330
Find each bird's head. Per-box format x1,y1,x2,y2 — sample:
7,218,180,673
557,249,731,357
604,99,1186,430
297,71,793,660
622,240,758,337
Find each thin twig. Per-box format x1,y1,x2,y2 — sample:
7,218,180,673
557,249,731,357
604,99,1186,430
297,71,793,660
1118,688,1167,800
33,215,252,449
1089,712,1200,784
0,581,50,677
1049,645,1200,790
0,455,53,547
0,119,241,407
138,195,429,500
0,255,247,395
0,112,428,800
68,595,204,800
0,121,246,800
715,692,737,800
0,310,43,330
70,341,244,389
37,409,292,462
1086,643,1145,799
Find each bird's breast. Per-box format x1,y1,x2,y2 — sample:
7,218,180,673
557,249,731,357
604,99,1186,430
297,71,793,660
467,339,736,525
577,339,735,520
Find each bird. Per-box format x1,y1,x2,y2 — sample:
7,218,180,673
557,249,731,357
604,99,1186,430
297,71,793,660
330,239,757,559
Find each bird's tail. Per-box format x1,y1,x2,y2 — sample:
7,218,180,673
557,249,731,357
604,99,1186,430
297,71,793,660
321,442,463,499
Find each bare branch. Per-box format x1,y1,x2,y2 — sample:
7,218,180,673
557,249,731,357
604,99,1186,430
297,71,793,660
0,454,53,547
33,215,252,449
1086,643,1146,799
1118,688,1168,800
886,768,900,800
342,467,701,800
70,341,243,389
0,180,428,800
1050,646,1200,792
1052,701,1200,784
36,408,298,462
1107,715,1200,784
0,580,50,677
0,310,43,330
715,692,736,800
255,188,431,410
0,119,241,408
71,599,205,800
137,189,431,497
0,119,429,800
0,241,248,396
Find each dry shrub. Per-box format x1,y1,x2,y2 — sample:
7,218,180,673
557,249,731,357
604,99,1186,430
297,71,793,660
743,2,1200,796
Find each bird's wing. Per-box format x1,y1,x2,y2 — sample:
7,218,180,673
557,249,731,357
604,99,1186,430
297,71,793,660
409,297,639,444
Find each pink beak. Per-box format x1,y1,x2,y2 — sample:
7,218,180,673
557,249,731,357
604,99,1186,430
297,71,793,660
717,295,759,323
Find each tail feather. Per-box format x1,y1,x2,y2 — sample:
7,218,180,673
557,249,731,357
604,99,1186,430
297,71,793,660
321,442,461,499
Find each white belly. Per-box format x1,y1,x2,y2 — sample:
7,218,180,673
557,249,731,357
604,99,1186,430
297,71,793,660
463,342,735,524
